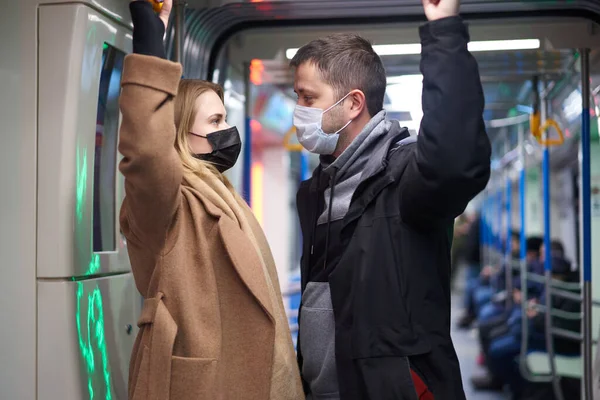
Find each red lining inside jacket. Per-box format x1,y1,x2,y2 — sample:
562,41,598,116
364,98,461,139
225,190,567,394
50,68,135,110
411,369,434,400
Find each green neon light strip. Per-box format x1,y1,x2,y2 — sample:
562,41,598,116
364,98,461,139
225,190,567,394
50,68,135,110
74,40,113,398
76,255,112,400
76,147,87,223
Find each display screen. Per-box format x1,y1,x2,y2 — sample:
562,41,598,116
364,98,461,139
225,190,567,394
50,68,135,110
258,90,296,134
93,43,125,252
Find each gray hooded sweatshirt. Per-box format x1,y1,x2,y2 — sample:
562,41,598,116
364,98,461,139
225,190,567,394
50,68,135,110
300,111,399,399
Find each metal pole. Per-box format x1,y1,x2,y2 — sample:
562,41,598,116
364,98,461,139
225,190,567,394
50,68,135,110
580,47,593,400
243,62,252,205
497,188,503,268
173,0,186,64
517,123,545,381
518,123,527,274
518,122,529,363
504,136,513,311
300,151,310,182
481,195,488,273
541,79,564,400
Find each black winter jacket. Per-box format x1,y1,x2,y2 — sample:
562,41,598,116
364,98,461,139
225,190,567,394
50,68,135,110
296,16,491,400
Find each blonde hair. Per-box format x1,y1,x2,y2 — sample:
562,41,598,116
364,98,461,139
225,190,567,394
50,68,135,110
174,79,236,193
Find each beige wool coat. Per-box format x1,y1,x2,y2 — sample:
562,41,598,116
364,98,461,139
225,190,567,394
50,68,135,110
118,54,303,400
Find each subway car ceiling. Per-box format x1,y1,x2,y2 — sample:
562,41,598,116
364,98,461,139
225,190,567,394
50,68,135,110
171,0,600,79
226,18,599,98
91,0,600,168
169,1,600,116
216,17,600,161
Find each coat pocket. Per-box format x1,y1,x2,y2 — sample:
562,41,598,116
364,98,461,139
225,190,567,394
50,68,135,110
169,356,218,400
131,346,150,400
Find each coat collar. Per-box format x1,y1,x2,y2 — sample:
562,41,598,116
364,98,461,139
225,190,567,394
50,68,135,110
217,216,275,322
183,182,275,324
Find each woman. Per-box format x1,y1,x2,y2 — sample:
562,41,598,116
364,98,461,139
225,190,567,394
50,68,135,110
120,1,303,399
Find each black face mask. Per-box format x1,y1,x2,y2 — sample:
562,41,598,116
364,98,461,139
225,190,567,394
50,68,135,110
191,127,242,173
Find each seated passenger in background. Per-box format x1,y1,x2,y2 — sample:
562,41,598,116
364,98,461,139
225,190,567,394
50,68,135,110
458,231,521,330
119,2,303,399
523,240,580,356
509,236,549,309
469,236,542,387
472,240,579,399
477,236,543,324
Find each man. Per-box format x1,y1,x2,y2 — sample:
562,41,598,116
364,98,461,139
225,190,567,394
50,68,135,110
291,0,491,398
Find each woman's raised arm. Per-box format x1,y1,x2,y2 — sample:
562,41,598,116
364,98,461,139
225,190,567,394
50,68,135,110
118,0,182,249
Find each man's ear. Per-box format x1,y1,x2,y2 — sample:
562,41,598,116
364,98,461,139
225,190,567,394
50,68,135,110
347,89,367,119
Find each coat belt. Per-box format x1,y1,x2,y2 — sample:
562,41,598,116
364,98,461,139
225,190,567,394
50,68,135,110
137,292,178,400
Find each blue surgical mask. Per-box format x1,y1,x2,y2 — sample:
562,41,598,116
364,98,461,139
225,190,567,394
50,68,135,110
293,93,352,155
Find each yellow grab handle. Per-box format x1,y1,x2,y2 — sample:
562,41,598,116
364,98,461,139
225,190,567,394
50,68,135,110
530,112,564,146
539,119,564,146
530,112,541,138
283,127,304,152
148,0,163,13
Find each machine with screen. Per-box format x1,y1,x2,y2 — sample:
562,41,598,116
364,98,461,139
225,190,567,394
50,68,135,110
36,5,138,400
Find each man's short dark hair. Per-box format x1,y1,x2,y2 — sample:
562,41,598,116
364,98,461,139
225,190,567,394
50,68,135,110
526,237,543,255
290,33,387,117
550,240,565,258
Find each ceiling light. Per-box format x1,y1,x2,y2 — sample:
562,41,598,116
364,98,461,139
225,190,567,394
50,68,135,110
286,39,540,59
373,43,422,56
387,74,423,85
468,39,540,52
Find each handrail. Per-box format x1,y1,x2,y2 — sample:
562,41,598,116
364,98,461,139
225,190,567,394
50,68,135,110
527,273,583,291
530,75,565,147
551,328,583,343
534,304,582,321
551,288,583,303
530,112,565,146
526,273,545,284
495,189,504,293
518,119,542,381
513,79,597,400
526,274,600,307
486,113,530,129
514,121,577,386
541,107,564,400
503,169,513,312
